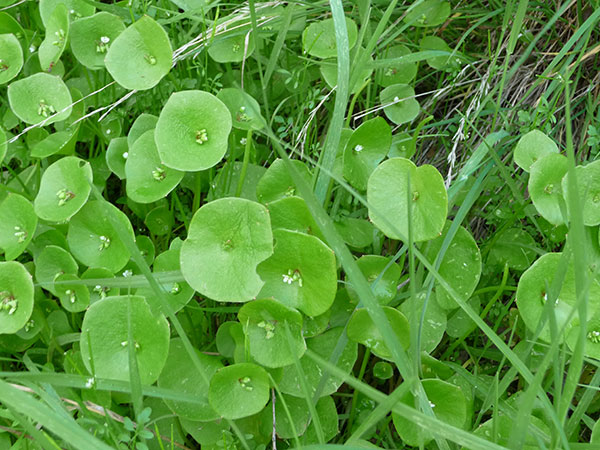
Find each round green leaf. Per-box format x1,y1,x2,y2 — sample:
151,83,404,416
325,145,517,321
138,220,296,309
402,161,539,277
471,414,549,450
238,299,305,368
0,261,34,335
279,327,357,398
0,193,37,261
320,48,373,94
274,394,310,439
82,267,118,304
80,295,170,384
38,3,69,71
419,36,461,71
180,197,273,302
34,245,78,296
300,395,339,444
137,248,194,315
70,12,126,69
392,379,466,446
562,159,600,226
267,196,325,242
54,273,90,312
424,222,481,310
528,152,568,225
380,84,420,125
343,117,392,191
128,113,158,148
256,158,312,204
487,228,538,271
144,205,173,236
567,313,600,359
399,292,446,353
207,33,256,63
208,363,270,420
446,296,480,339
347,255,401,306
8,73,73,125
0,34,23,84
516,253,600,342
404,0,450,27
67,200,134,273
39,0,95,27
105,15,173,90
217,88,264,131
34,156,93,222
367,157,447,242
389,132,416,159
158,338,222,421
302,17,358,59
334,216,375,249
30,130,77,159
0,127,6,164
105,136,128,179
257,229,337,317
378,44,417,87
125,129,184,203
513,129,558,172
155,90,232,171
347,307,410,361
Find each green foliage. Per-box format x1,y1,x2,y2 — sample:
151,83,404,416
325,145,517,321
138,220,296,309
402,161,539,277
0,1,598,448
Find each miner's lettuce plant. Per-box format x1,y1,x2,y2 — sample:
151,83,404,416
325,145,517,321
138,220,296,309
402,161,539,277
0,0,599,449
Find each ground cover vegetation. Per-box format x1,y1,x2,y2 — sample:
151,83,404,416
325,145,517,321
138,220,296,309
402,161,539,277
0,0,599,448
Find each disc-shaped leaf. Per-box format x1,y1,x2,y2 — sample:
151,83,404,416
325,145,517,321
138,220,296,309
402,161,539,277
38,3,69,71
267,196,325,242
399,292,446,353
34,156,92,222
419,36,461,71
0,34,23,84
424,222,481,309
274,394,310,439
404,0,450,27
380,84,420,125
378,44,417,87
0,262,34,335
8,73,73,125
105,15,172,90
82,267,118,304
256,158,312,204
54,273,90,312
158,338,222,421
343,117,392,191
208,363,270,420
207,33,256,63
34,245,78,296
0,127,6,164
389,132,416,159
392,379,466,446
180,197,273,302
39,0,95,27
70,12,126,69
347,255,401,306
513,129,558,172
567,313,600,360
334,217,375,249
320,48,373,94
279,327,357,397
300,395,339,444
125,129,183,203
238,299,305,368
347,307,410,361
257,229,337,317
155,90,232,171
446,296,480,339
128,113,158,148
80,295,170,384
528,152,568,225
105,137,128,179
367,157,447,242
217,88,264,131
136,248,194,315
487,228,537,271
471,414,550,450
302,17,358,59
562,159,600,226
0,194,37,261
30,130,77,159
516,253,600,342
67,200,134,273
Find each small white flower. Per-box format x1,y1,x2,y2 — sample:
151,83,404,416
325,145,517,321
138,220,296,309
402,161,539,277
100,36,110,44
122,151,128,159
